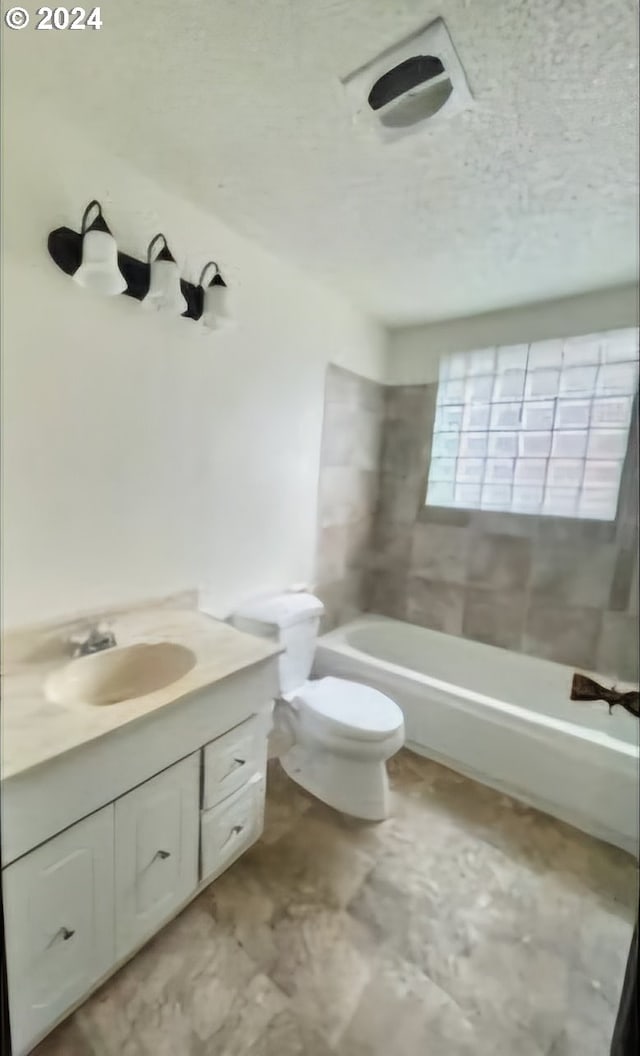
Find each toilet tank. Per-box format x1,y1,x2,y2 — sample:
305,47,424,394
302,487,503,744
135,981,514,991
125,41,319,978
231,593,324,694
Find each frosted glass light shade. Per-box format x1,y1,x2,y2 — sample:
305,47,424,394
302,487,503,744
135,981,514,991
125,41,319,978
144,258,187,314
201,275,233,331
73,228,127,296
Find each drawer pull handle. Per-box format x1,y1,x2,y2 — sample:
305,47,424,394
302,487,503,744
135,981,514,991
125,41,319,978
153,850,171,862
221,823,245,850
49,926,75,947
221,757,246,781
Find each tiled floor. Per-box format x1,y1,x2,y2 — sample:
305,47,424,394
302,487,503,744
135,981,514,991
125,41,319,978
34,751,637,1056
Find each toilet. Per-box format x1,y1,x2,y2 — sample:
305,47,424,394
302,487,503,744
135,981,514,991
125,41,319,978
232,592,404,821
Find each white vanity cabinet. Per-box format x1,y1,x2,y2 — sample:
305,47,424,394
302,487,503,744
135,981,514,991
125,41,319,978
2,807,115,1056
115,752,200,960
2,695,273,1054
3,737,267,1055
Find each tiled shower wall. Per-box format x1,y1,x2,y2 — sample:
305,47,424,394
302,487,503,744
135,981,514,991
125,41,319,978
316,365,639,680
314,366,384,629
370,383,639,681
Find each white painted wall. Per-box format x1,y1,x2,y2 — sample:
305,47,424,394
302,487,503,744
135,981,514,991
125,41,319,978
387,285,639,384
2,103,385,628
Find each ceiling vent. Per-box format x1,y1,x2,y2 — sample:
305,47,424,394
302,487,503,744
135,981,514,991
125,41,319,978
341,17,474,144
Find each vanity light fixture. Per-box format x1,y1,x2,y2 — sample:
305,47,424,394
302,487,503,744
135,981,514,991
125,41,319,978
72,200,127,296
143,233,188,315
48,205,232,327
199,261,233,331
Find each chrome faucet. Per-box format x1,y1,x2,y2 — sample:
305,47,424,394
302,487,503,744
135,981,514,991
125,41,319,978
71,623,117,657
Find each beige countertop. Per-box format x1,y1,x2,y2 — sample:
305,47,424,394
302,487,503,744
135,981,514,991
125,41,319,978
1,606,280,781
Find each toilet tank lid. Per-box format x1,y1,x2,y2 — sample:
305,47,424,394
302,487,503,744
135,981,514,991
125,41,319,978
233,592,324,628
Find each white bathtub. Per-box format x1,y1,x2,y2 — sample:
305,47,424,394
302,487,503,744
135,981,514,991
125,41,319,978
313,615,639,854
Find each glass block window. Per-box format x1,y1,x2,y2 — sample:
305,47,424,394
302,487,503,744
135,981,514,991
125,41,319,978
425,328,639,520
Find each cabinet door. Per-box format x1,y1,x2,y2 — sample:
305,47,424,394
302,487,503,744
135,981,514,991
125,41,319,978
114,753,199,960
3,806,115,1056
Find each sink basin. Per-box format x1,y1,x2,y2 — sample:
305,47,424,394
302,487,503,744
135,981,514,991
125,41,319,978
45,643,197,706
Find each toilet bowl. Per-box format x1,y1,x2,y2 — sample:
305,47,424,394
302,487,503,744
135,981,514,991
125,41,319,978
232,593,405,821
276,677,404,820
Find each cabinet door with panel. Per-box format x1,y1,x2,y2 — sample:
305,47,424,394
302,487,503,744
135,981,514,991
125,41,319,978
114,752,199,961
2,806,115,1056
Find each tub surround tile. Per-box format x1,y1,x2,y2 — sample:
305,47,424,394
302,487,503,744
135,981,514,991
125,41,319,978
376,471,425,524
462,587,527,650
318,467,379,528
523,604,602,668
315,366,384,629
368,520,412,572
320,403,382,472
363,380,637,678
629,549,639,614
405,578,465,635
470,510,541,538
316,519,374,585
597,612,640,682
316,372,637,681
468,533,532,592
410,523,470,584
314,572,369,633
324,364,384,414
529,541,617,608
366,570,408,620
380,417,427,476
384,384,436,425
534,517,617,545
609,546,636,611
419,504,472,527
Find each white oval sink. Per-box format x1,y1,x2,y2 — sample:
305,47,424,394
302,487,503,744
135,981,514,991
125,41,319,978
45,642,196,706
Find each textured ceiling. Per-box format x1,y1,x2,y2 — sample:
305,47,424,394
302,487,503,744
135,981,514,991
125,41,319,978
6,0,639,324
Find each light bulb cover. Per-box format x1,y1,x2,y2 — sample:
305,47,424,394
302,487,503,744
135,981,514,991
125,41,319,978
143,234,187,314
198,261,233,331
72,201,127,296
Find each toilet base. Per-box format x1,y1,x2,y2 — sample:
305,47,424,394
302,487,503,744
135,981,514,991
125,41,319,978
279,744,391,821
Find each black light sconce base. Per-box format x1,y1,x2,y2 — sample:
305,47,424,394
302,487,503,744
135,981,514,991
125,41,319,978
47,227,205,320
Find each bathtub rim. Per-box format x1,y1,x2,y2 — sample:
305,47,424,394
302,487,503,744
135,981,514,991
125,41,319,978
317,614,639,760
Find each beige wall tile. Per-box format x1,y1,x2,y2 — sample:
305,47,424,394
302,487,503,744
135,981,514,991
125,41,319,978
406,578,465,635
463,588,527,651
410,523,470,584
597,613,639,682
523,604,602,669
468,534,532,592
529,541,617,608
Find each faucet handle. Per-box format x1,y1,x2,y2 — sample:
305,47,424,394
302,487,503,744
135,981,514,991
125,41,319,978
69,620,116,656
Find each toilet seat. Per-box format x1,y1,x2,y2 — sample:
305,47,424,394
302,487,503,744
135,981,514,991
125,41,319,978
292,677,403,742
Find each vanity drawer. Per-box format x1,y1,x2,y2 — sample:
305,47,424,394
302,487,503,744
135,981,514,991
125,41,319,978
202,713,267,810
2,806,115,1056
200,774,265,883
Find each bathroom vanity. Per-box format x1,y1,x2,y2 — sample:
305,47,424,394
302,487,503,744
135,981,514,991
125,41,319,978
1,604,280,1056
